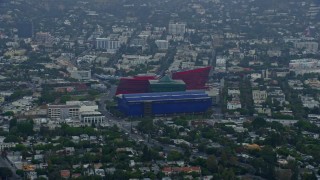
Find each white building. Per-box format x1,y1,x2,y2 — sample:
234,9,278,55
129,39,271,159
250,73,262,81
301,96,319,109
294,41,318,54
80,111,105,124
227,101,242,110
47,101,99,120
252,90,267,104
47,104,79,120
289,59,320,69
69,68,91,81
2,96,34,114
228,89,241,97
266,119,298,126
0,136,16,150
121,55,153,66
215,57,227,72
168,23,186,36
155,40,169,50
96,37,122,53
96,38,108,49
289,59,320,75
66,101,98,112
0,96,5,103
267,49,282,57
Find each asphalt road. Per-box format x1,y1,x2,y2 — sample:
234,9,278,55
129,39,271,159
99,93,185,153
98,93,208,158
0,157,21,180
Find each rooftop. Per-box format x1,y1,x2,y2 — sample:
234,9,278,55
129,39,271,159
120,90,210,102
149,75,185,85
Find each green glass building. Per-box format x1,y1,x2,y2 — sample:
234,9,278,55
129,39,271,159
148,75,186,92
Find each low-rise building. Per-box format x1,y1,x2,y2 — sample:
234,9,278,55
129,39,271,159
69,69,91,81
155,40,169,50
47,101,99,120
301,95,319,109
80,111,105,125
227,100,242,110
162,166,201,175
252,90,267,104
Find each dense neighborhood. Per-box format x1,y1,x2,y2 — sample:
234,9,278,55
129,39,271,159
0,0,320,179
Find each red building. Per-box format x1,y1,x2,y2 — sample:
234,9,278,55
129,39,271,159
115,75,156,95
172,66,211,90
115,67,211,95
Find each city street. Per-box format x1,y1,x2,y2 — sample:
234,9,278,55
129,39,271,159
98,93,209,158
98,93,185,153
0,157,20,180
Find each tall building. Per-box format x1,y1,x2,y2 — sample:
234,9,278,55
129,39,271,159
168,23,186,36
96,37,122,52
96,38,108,49
47,104,80,120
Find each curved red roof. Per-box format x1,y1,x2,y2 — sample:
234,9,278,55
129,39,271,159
116,76,156,95
115,67,211,95
172,66,211,90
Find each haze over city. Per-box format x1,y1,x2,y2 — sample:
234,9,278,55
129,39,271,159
0,0,320,179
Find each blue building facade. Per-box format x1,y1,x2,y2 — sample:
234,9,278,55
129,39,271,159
117,91,212,117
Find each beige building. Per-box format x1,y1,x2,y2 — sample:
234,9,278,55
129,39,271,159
0,96,4,103
252,90,267,104
47,104,79,120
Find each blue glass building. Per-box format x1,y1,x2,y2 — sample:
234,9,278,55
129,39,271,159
117,91,212,117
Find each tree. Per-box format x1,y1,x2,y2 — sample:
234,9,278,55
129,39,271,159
141,145,152,162
16,120,34,136
275,168,292,180
0,167,12,179
16,169,24,177
4,135,21,143
251,117,267,129
301,172,317,180
220,151,229,166
167,151,183,161
221,168,236,180
260,146,277,164
295,120,320,133
6,90,32,101
3,111,14,116
9,119,17,129
60,95,71,103
206,155,218,173
137,118,155,134
184,148,191,161
264,132,284,147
